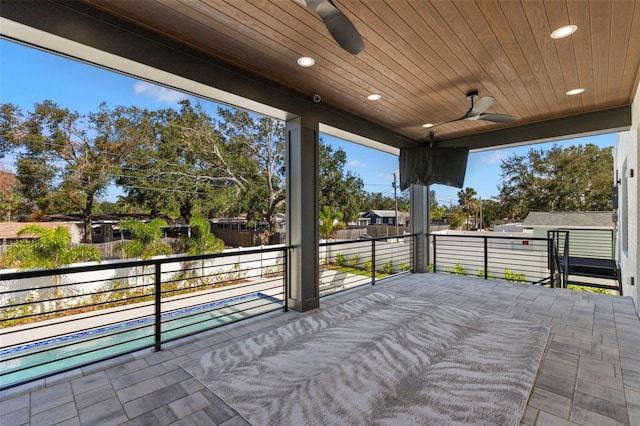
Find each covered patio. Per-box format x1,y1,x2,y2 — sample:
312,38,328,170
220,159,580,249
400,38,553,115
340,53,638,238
1,1,639,424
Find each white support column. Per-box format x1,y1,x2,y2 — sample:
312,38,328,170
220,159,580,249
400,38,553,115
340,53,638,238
410,185,430,272
285,117,320,312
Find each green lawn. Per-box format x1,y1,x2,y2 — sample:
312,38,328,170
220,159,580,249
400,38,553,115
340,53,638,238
325,265,391,279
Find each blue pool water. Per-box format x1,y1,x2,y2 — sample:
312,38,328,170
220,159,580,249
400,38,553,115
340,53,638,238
0,292,281,388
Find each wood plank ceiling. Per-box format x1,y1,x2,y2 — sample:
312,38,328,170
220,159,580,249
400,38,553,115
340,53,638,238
84,0,640,143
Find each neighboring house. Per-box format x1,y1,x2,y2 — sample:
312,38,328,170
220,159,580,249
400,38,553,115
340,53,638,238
523,211,615,234
522,211,616,261
360,210,407,226
0,221,83,246
615,84,640,308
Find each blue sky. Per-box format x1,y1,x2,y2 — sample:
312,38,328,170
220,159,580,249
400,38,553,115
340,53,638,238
0,39,615,205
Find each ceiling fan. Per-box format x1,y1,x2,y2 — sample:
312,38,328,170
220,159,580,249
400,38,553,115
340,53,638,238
294,0,365,55
452,90,517,124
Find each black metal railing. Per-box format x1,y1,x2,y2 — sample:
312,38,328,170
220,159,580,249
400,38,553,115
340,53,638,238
319,234,415,297
0,246,289,389
431,233,554,285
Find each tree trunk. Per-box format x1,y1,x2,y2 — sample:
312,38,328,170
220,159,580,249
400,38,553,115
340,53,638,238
83,196,94,243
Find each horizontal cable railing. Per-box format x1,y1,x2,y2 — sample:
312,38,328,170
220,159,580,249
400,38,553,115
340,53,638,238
431,233,553,285
319,234,415,297
0,246,289,389
551,228,615,259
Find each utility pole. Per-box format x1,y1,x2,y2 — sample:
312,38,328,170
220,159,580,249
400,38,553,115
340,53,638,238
393,172,399,237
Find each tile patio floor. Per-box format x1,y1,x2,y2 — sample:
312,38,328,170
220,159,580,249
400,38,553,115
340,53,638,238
1,273,639,425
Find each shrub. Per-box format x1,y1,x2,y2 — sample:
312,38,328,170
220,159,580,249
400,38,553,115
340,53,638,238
567,284,612,294
504,268,527,283
445,263,466,276
363,259,372,272
400,262,410,272
335,252,346,266
382,261,395,274
475,269,495,280
348,255,360,268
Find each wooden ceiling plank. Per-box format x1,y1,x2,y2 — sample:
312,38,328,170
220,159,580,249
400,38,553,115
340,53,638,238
498,0,562,116
461,0,541,119
544,1,584,113
588,0,612,110
248,0,431,124
477,1,548,118
565,0,596,112
378,1,488,122
341,1,467,119
621,2,640,104
178,0,413,125
608,0,637,107
430,1,520,116
521,0,574,115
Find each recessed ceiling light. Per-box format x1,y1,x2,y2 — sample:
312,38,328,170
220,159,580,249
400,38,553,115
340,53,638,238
297,56,315,67
566,88,585,96
422,123,434,128
551,25,578,39
367,93,382,101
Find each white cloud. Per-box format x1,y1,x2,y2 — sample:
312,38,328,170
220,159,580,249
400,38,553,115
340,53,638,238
480,150,509,164
349,160,365,167
377,170,398,181
133,81,189,104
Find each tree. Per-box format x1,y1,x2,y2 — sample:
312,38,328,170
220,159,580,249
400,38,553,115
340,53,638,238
217,108,285,242
498,144,613,218
117,100,245,223
319,205,346,240
319,142,365,223
457,187,478,229
116,218,172,260
178,214,224,255
0,167,26,221
2,224,102,307
2,101,149,242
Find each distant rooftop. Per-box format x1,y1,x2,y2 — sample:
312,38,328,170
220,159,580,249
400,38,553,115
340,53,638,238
523,211,614,228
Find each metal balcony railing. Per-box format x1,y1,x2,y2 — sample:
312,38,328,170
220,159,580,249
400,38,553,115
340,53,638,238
0,246,289,389
431,233,554,285
319,234,415,297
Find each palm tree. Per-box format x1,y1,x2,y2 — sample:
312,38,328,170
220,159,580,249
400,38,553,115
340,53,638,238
116,218,172,260
2,224,102,309
319,206,345,240
178,215,224,280
457,187,478,229
116,218,173,291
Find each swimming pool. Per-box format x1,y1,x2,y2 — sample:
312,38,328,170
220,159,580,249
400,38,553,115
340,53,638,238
0,292,282,388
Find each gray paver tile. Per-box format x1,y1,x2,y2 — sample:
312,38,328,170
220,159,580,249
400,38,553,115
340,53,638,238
30,401,76,426
171,409,217,426
123,383,188,419
573,391,628,423
0,406,29,426
0,393,29,414
169,392,211,419
201,388,237,424
75,383,117,410
570,406,627,426
111,363,168,390
70,371,110,395
529,388,572,419
77,396,128,426
126,405,178,426
30,382,74,415
116,376,166,403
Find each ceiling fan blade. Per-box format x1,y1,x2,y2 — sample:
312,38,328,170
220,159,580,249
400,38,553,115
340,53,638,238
469,96,494,116
298,0,365,54
477,113,518,123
